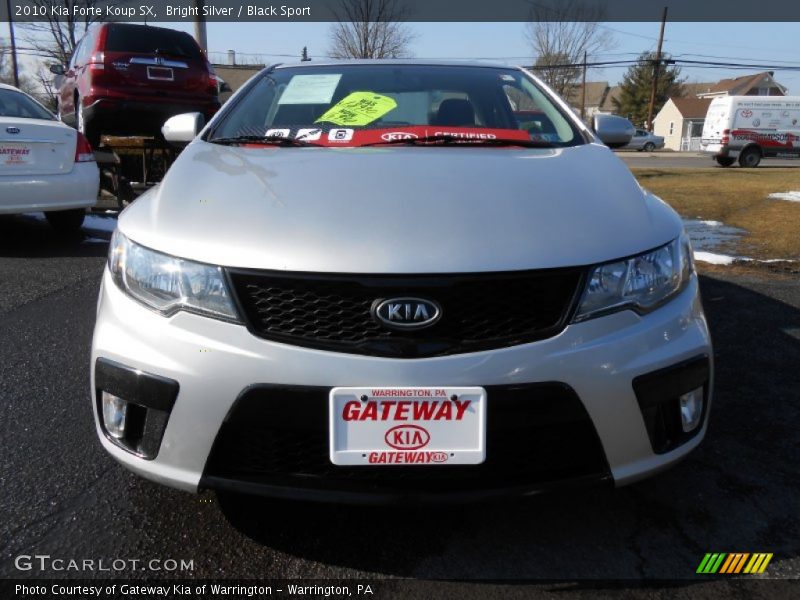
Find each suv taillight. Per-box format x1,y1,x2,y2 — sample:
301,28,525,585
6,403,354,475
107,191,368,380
75,132,96,161
721,129,730,145
88,51,105,71
206,62,219,95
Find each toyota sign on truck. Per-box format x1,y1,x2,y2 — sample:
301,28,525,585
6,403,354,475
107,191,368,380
700,96,800,167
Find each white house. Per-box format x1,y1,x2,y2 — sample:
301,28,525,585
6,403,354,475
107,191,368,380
653,97,712,151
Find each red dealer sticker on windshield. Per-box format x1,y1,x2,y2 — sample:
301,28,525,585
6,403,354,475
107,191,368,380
241,126,532,148
329,387,487,466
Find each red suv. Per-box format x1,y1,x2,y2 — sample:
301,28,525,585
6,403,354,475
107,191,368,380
52,24,220,146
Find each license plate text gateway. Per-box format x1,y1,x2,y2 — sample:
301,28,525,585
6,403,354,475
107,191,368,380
329,387,486,466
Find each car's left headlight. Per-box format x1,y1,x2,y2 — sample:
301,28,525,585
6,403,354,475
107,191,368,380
573,235,693,322
108,230,239,322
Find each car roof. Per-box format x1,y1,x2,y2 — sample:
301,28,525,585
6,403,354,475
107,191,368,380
0,82,22,92
271,59,524,70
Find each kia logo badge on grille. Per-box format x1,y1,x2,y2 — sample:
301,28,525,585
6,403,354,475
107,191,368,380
373,297,442,330
6,127,20,134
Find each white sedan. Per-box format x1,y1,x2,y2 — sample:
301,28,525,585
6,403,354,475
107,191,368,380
0,83,99,232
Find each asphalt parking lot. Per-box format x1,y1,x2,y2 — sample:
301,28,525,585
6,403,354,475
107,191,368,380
1,214,798,596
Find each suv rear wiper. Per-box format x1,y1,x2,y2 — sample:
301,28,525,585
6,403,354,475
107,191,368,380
209,135,322,147
362,134,556,148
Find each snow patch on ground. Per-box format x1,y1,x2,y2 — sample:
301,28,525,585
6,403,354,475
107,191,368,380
683,217,796,265
693,251,737,265
768,191,800,203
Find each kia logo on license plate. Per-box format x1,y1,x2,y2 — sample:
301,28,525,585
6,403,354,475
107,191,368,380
385,424,431,450
6,127,20,134
372,297,442,330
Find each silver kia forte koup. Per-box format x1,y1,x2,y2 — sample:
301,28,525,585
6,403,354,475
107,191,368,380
91,61,713,503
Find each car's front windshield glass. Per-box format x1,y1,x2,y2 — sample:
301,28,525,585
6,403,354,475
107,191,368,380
209,64,583,147
0,89,55,121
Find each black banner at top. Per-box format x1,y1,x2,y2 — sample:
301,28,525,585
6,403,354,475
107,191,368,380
2,0,800,23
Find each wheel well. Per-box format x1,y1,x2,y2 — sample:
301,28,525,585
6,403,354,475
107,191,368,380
740,143,762,156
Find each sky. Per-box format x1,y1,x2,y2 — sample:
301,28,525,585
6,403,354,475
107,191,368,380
4,20,799,94
168,21,800,94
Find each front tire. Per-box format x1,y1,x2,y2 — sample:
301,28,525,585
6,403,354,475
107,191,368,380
643,142,655,152
45,209,86,233
738,147,762,168
715,156,736,167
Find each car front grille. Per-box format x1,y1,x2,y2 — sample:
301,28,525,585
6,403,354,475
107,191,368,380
202,383,611,497
226,268,585,358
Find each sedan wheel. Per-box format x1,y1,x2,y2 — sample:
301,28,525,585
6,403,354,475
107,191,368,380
45,209,86,233
643,142,655,152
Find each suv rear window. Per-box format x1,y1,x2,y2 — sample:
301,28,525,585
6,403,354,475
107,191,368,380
105,25,202,59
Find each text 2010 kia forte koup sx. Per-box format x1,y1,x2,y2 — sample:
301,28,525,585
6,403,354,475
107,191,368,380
91,62,712,503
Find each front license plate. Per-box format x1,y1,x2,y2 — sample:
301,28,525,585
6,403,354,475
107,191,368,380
329,387,486,466
147,66,174,81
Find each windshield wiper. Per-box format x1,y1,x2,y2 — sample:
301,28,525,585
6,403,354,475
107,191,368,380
209,135,322,147
362,134,556,148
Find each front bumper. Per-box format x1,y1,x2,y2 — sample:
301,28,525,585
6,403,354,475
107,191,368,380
0,162,99,214
91,268,713,502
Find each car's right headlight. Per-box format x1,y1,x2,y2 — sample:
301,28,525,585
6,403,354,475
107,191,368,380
108,230,239,322
573,235,693,322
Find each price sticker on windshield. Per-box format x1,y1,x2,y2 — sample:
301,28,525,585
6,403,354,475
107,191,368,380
315,92,397,126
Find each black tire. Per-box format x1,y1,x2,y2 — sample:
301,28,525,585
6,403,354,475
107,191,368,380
738,147,762,168
716,156,736,167
45,208,86,233
643,142,655,152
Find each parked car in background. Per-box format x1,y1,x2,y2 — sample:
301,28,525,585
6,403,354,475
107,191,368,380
624,129,665,152
700,95,800,167
91,61,711,504
0,83,98,232
51,23,221,147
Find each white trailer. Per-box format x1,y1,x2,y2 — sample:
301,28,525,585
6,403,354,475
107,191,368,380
700,96,800,167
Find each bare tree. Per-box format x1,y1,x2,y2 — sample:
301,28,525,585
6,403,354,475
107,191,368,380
18,0,110,68
0,43,9,82
328,0,415,59
1,41,40,97
525,0,614,97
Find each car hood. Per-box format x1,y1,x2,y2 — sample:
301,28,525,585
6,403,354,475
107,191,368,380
119,141,682,273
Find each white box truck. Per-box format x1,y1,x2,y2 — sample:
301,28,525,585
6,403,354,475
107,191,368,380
700,96,800,167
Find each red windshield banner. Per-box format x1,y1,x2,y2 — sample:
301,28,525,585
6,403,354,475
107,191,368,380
244,126,533,148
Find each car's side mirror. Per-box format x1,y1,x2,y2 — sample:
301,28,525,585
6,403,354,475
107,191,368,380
162,112,205,144
592,114,635,148
49,64,65,76
219,81,232,93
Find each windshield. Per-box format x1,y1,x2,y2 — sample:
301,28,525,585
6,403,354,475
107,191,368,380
0,89,55,121
208,64,583,147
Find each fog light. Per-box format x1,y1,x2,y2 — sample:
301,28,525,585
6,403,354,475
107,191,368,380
102,391,127,439
679,387,704,432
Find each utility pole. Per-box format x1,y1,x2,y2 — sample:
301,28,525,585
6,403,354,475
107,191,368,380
580,50,587,121
193,0,208,54
646,6,668,131
6,0,20,88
